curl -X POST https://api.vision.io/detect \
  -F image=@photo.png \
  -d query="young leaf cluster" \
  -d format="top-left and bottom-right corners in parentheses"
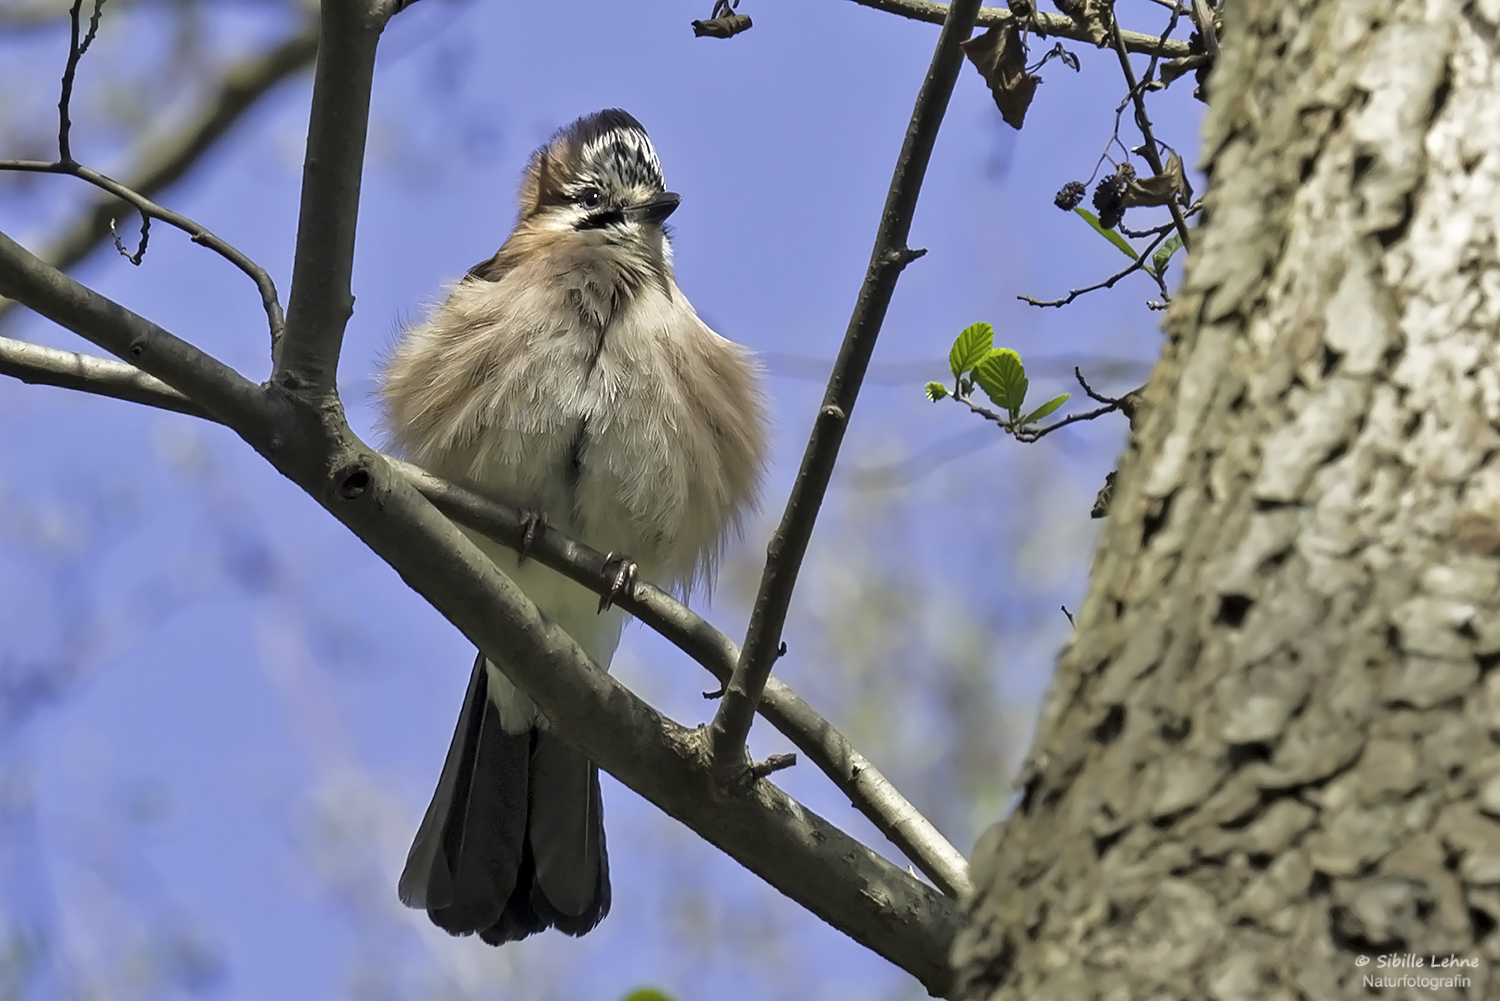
top-left (929, 322), bottom-right (1069, 431)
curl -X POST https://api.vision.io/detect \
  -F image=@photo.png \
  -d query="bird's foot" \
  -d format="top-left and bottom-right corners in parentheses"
top-left (518, 508), bottom-right (548, 564)
top-left (598, 553), bottom-right (638, 613)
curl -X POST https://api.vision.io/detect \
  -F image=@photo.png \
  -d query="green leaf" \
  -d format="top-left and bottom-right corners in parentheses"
top-left (1020, 393), bottom-right (1070, 425)
top-left (622, 991), bottom-right (678, 1001)
top-left (925, 381), bottom-right (949, 402)
top-left (1074, 207), bottom-right (1138, 261)
top-left (1151, 234), bottom-right (1184, 276)
top-left (972, 348), bottom-right (1028, 417)
top-left (948, 322), bottom-right (994, 378)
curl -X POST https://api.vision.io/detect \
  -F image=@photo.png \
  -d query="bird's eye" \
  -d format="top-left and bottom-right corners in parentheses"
top-left (578, 188), bottom-right (602, 209)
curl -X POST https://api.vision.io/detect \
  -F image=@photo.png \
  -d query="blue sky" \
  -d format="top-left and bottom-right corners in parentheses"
top-left (0, 1), bottom-right (1200, 998)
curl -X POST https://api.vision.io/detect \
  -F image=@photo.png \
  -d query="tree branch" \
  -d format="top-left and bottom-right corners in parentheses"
top-left (846, 0), bottom-right (1194, 57)
top-left (341, 456), bottom-right (964, 995)
top-left (0, 232), bottom-right (962, 994)
top-left (0, 333), bottom-right (207, 417)
top-left (0, 21), bottom-right (318, 331)
top-left (1107, 14), bottom-right (1192, 248)
top-left (394, 459), bottom-right (975, 900)
top-left (0, 159), bottom-right (287, 342)
top-left (0, 331), bottom-right (974, 901)
top-left (274, 0), bottom-right (385, 394)
top-left (1018, 226), bottom-right (1173, 307)
top-left (0, 229), bottom-right (262, 426)
top-left (711, 0), bottom-right (985, 769)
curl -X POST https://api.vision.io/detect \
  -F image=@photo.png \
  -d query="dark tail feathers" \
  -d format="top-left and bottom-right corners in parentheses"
top-left (398, 653), bottom-right (610, 943)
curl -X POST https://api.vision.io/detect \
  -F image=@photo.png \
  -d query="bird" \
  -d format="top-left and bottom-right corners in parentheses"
top-left (378, 108), bottom-right (767, 944)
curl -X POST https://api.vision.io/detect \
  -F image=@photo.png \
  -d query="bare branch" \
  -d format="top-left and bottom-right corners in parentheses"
top-left (275, 0), bottom-right (386, 394)
top-left (1019, 226), bottom-right (1173, 306)
top-left (57, 0), bottom-right (107, 163)
top-left (108, 212), bottom-right (150, 265)
top-left (0, 22), bottom-right (317, 332)
top-left (711, 0), bottom-right (986, 770)
top-left (0, 330), bottom-right (974, 901)
top-left (342, 461), bottom-right (964, 994)
top-left (0, 333), bottom-right (206, 417)
top-left (846, 0), bottom-right (1194, 57)
top-left (0, 228), bottom-right (263, 425)
top-left (397, 460), bottom-right (975, 899)
top-left (1107, 13), bottom-right (1192, 248)
top-left (0, 159), bottom-right (286, 341)
top-left (0, 235), bottom-right (962, 991)
top-left (948, 365), bottom-right (1143, 442)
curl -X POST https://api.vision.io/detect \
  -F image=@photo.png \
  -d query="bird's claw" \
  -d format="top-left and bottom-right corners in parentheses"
top-left (598, 553), bottom-right (638, 612)
top-left (518, 508), bottom-right (548, 564)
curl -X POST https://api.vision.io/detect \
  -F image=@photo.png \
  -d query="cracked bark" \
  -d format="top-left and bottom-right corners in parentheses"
top-left (956, 0), bottom-right (1500, 997)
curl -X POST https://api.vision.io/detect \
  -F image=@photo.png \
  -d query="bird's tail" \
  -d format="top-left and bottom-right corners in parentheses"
top-left (398, 653), bottom-right (610, 943)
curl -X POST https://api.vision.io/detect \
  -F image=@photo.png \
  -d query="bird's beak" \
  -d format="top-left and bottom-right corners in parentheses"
top-left (624, 191), bottom-right (680, 225)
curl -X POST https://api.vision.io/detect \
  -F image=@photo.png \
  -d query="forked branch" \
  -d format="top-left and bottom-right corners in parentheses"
top-left (0, 230), bottom-right (960, 992)
top-left (710, 0), bottom-right (985, 778)
top-left (0, 331), bottom-right (973, 900)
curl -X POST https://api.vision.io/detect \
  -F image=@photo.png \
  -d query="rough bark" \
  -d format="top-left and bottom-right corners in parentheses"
top-left (955, 0), bottom-right (1500, 997)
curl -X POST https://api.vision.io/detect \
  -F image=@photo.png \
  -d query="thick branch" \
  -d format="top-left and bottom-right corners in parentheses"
top-left (275, 0), bottom-right (385, 393)
top-left (0, 236), bottom-right (961, 992)
top-left (340, 459), bottom-right (962, 994)
top-left (0, 334), bottom-right (207, 417)
top-left (0, 332), bottom-right (973, 900)
top-left (711, 0), bottom-right (984, 767)
top-left (0, 228), bottom-right (262, 426)
top-left (847, 0), bottom-right (1194, 57)
top-left (396, 460), bottom-right (975, 900)
top-left (0, 22), bottom-right (317, 331)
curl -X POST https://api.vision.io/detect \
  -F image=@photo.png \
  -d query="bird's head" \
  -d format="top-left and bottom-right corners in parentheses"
top-left (516, 109), bottom-right (679, 260)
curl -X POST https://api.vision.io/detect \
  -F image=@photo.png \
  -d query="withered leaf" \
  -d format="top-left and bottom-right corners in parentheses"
top-left (1122, 151), bottom-right (1193, 208)
top-left (961, 24), bottom-right (1040, 130)
top-left (691, 13), bottom-right (752, 38)
top-left (1161, 53), bottom-right (1212, 87)
top-left (1051, 0), bottom-right (1111, 46)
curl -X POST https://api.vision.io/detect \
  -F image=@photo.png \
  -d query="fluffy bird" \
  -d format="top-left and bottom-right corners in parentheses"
top-left (379, 109), bottom-right (767, 943)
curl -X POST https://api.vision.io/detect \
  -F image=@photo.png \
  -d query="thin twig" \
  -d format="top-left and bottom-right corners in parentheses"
top-left (953, 389), bottom-right (1123, 441)
top-left (1140, 0), bottom-right (1183, 88)
top-left (1107, 5), bottom-right (1192, 248)
top-left (0, 159), bottom-right (285, 341)
top-left (947, 366), bottom-right (1134, 441)
top-left (709, 0), bottom-right (986, 773)
top-left (57, 0), bottom-right (106, 163)
top-left (0, 21), bottom-right (316, 337)
top-left (0, 332), bottom-right (975, 900)
top-left (845, 0), bottom-right (1193, 56)
top-left (1020, 227), bottom-right (1172, 307)
top-left (108, 212), bottom-right (150, 265)
top-left (1117, 219), bottom-right (1177, 239)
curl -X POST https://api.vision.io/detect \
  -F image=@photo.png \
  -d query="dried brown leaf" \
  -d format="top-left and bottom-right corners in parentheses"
top-left (691, 13), bottom-right (752, 38)
top-left (961, 24), bottom-right (1039, 130)
top-left (1122, 151), bottom-right (1192, 208)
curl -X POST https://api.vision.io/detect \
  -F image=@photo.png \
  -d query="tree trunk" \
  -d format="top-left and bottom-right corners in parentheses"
top-left (955, 0), bottom-right (1500, 997)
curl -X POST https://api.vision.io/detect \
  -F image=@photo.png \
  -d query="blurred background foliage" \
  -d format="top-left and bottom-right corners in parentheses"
top-left (0, 0), bottom-right (1195, 998)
